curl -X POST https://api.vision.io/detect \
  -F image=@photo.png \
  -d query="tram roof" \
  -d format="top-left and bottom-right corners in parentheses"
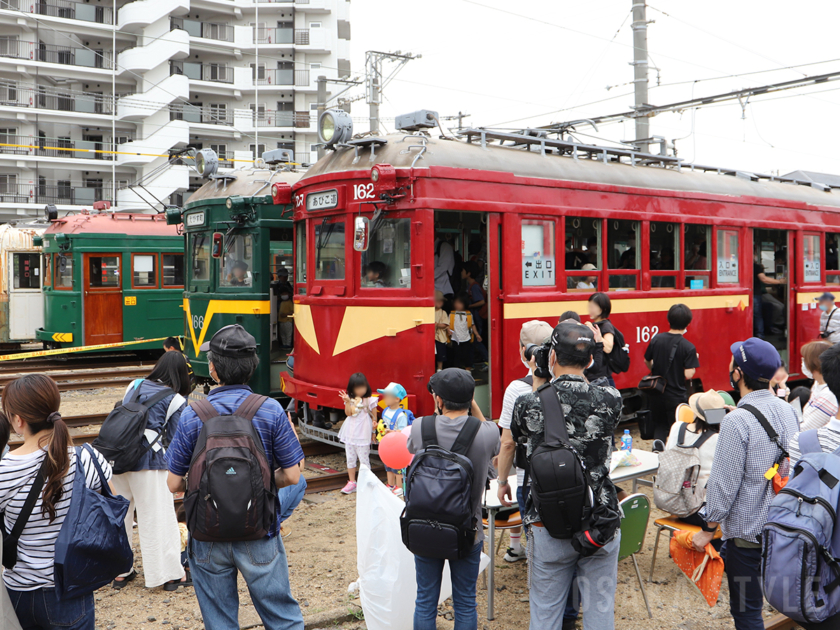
top-left (43, 211), bottom-right (179, 236)
top-left (303, 132), bottom-right (840, 211)
top-left (186, 168), bottom-right (304, 206)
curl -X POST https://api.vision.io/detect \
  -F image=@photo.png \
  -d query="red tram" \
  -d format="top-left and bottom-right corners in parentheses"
top-left (282, 123), bottom-right (838, 429)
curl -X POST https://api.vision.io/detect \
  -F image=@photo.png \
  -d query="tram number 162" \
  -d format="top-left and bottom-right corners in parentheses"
top-left (353, 183), bottom-right (376, 200)
top-left (635, 326), bottom-right (659, 343)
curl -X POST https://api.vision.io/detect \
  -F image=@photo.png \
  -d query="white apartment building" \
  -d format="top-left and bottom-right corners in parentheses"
top-left (0, 0), bottom-right (351, 221)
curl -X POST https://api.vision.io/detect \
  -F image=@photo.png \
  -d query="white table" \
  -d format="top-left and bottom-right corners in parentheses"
top-left (481, 449), bottom-right (660, 620)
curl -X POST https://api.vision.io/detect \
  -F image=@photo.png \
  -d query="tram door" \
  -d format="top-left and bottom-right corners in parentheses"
top-left (753, 229), bottom-right (790, 365)
top-left (8, 252), bottom-right (43, 340)
top-left (83, 253), bottom-right (123, 345)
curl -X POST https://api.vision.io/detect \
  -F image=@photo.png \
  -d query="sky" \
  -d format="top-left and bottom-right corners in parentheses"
top-left (346, 0), bottom-right (840, 177)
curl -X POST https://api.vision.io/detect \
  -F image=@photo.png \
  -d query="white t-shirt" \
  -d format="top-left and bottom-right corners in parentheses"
top-left (450, 312), bottom-right (472, 344)
top-left (664, 422), bottom-right (718, 490)
top-left (338, 397), bottom-right (378, 446)
top-left (0, 446), bottom-right (112, 590)
top-left (434, 240), bottom-right (455, 295)
top-left (499, 373), bottom-right (533, 488)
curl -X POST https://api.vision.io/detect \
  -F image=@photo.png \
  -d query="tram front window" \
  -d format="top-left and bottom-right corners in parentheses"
top-left (191, 233), bottom-right (210, 282)
top-left (55, 254), bottom-right (73, 288)
top-left (314, 218), bottom-right (345, 280)
top-left (361, 218), bottom-right (411, 288)
top-left (220, 234), bottom-right (254, 288)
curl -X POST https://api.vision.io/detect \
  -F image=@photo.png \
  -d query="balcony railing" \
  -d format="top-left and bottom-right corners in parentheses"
top-left (254, 69), bottom-right (309, 87)
top-left (0, 183), bottom-right (112, 205)
top-left (169, 105), bottom-right (233, 126)
top-left (0, 39), bottom-right (114, 69)
top-left (295, 29), bottom-right (309, 45)
top-left (0, 0), bottom-right (113, 24)
top-left (254, 28), bottom-right (293, 45)
top-left (0, 134), bottom-right (122, 160)
top-left (0, 81), bottom-right (117, 115)
top-left (294, 111), bottom-right (310, 129)
top-left (171, 18), bottom-right (234, 43)
top-left (170, 61), bottom-right (234, 84)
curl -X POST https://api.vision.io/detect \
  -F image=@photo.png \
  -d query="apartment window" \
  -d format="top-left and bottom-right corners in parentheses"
top-left (0, 174), bottom-right (16, 192)
top-left (210, 143), bottom-right (227, 160)
top-left (250, 22), bottom-right (266, 42)
top-left (309, 22), bottom-right (321, 28)
top-left (250, 103), bottom-right (266, 124)
top-left (249, 144), bottom-right (265, 159)
top-left (337, 20), bottom-right (351, 41)
top-left (208, 103), bottom-right (226, 124)
top-left (310, 63), bottom-right (321, 70)
top-left (250, 64), bottom-right (265, 81)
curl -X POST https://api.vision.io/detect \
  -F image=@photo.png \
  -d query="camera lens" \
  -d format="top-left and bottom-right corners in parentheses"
top-left (523, 344), bottom-right (537, 361)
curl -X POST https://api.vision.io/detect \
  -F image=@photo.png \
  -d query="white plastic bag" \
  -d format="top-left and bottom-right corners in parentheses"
top-left (355, 466), bottom-right (489, 630)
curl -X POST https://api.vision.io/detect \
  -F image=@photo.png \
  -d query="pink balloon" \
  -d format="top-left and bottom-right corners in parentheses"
top-left (401, 425), bottom-right (412, 437)
top-left (378, 431), bottom-right (412, 470)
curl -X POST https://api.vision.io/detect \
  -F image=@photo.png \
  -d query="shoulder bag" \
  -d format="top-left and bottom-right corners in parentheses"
top-left (638, 336), bottom-right (682, 394)
top-left (1, 456), bottom-right (49, 570)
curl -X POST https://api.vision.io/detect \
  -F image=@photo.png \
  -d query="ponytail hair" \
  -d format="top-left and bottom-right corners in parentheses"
top-left (3, 374), bottom-right (70, 521)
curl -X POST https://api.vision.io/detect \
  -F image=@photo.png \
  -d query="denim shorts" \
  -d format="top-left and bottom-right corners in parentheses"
top-left (385, 466), bottom-right (403, 474)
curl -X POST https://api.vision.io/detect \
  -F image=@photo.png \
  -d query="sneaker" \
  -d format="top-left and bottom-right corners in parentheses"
top-left (392, 486), bottom-right (404, 497)
top-left (341, 481), bottom-right (357, 494)
top-left (503, 547), bottom-right (526, 563)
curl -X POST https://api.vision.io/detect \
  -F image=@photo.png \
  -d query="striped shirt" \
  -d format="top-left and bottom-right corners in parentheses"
top-left (788, 417), bottom-right (840, 463)
top-left (701, 389), bottom-right (799, 542)
top-left (800, 382), bottom-right (839, 433)
top-left (0, 446), bottom-right (111, 590)
top-left (166, 384), bottom-right (305, 538)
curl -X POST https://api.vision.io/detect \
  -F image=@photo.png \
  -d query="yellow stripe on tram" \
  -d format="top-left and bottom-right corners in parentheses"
top-left (503, 294), bottom-right (751, 320)
top-left (184, 299), bottom-right (271, 355)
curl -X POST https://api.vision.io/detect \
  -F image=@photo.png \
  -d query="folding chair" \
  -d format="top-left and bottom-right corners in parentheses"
top-left (482, 510), bottom-right (523, 556)
top-left (619, 493), bottom-right (652, 618)
top-left (648, 517), bottom-right (722, 582)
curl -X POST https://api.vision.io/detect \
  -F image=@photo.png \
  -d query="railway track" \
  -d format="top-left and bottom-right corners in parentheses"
top-left (0, 367), bottom-right (150, 390)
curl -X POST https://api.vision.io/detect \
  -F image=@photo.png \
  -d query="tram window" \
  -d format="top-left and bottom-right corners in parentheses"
top-left (803, 234), bottom-right (822, 284)
top-left (133, 255), bottom-right (157, 288)
top-left (361, 218), bottom-right (411, 288)
top-left (43, 255), bottom-right (51, 288)
top-left (650, 222), bottom-right (677, 289)
top-left (314, 218), bottom-right (345, 280)
top-left (12, 253), bottom-right (40, 289)
top-left (220, 234), bottom-right (254, 288)
top-left (88, 256), bottom-right (120, 288)
top-left (162, 254), bottom-right (184, 287)
top-left (565, 217), bottom-right (599, 270)
top-left (55, 254), bottom-right (72, 289)
top-left (296, 222), bottom-right (307, 285)
top-left (191, 233), bottom-right (210, 283)
top-left (716, 229), bottom-right (740, 284)
top-left (608, 220), bottom-right (639, 269)
top-left (521, 220), bottom-right (555, 287)
top-left (685, 224), bottom-right (710, 271)
top-left (827, 233), bottom-right (840, 285)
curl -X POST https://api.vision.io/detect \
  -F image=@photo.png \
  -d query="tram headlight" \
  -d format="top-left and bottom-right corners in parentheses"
top-left (371, 164), bottom-right (396, 191)
top-left (195, 148), bottom-right (219, 179)
top-left (165, 207), bottom-right (182, 226)
top-left (317, 109), bottom-right (353, 147)
top-left (271, 182), bottom-right (292, 205)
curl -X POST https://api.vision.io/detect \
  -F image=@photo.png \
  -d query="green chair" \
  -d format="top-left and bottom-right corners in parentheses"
top-left (619, 493), bottom-right (653, 618)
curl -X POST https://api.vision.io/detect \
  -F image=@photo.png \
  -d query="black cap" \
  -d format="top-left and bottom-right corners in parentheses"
top-left (550, 321), bottom-right (595, 362)
top-left (200, 324), bottom-right (257, 358)
top-left (428, 368), bottom-right (475, 404)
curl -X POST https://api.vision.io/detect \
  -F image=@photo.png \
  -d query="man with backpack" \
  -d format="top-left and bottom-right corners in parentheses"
top-left (692, 338), bottom-right (798, 630)
top-left (404, 368), bottom-right (500, 630)
top-left (166, 325), bottom-right (305, 630)
top-left (510, 321), bottom-right (623, 630)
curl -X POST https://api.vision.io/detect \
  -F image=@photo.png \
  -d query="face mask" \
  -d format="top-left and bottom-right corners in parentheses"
top-left (802, 360), bottom-right (814, 380)
top-left (280, 295), bottom-right (290, 301)
top-left (820, 304), bottom-right (829, 312)
top-left (729, 368), bottom-right (740, 390)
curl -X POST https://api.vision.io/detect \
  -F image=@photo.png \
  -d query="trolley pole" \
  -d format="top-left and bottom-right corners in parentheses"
top-left (631, 0), bottom-right (650, 153)
top-left (317, 75), bottom-right (327, 159)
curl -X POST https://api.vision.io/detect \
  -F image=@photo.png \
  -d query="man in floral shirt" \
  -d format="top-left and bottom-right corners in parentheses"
top-left (511, 321), bottom-right (622, 630)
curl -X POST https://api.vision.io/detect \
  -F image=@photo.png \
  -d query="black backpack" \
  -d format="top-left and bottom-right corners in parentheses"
top-left (93, 381), bottom-right (175, 475)
top-left (513, 376), bottom-right (533, 473)
top-left (604, 321), bottom-right (631, 374)
top-left (184, 394), bottom-right (276, 542)
top-left (528, 385), bottom-right (592, 539)
top-left (400, 416), bottom-right (481, 560)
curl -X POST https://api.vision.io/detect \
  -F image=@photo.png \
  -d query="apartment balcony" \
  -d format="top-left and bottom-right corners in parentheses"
top-left (251, 111), bottom-right (308, 128)
top-left (118, 0), bottom-right (189, 34)
top-left (0, 81), bottom-right (117, 115)
top-left (254, 0), bottom-right (331, 9)
top-left (0, 183), bottom-right (112, 205)
top-left (170, 61), bottom-right (234, 85)
top-left (171, 18), bottom-right (234, 43)
top-left (0, 39), bottom-right (115, 70)
top-left (254, 27), bottom-right (293, 45)
top-left (169, 104), bottom-right (233, 126)
top-left (3, 0), bottom-right (114, 24)
top-left (0, 134), bottom-right (127, 161)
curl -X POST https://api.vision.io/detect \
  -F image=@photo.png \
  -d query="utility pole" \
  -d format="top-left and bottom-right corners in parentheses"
top-left (631, 0), bottom-right (650, 153)
top-left (443, 111), bottom-right (471, 131)
top-left (316, 75), bottom-right (327, 159)
top-left (365, 50), bottom-right (420, 134)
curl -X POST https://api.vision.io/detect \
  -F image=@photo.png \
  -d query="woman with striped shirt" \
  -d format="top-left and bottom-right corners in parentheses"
top-left (0, 374), bottom-right (112, 630)
top-left (799, 341), bottom-right (839, 432)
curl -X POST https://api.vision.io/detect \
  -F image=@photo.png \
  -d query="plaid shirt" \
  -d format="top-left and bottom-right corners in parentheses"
top-left (701, 389), bottom-right (799, 542)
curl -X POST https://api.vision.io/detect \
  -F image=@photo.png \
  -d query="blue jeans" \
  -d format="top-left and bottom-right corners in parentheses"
top-left (8, 588), bottom-right (94, 630)
top-left (753, 295), bottom-right (765, 337)
top-left (189, 535), bottom-right (303, 630)
top-left (721, 540), bottom-right (765, 630)
top-left (414, 542), bottom-right (482, 630)
top-left (278, 475), bottom-right (307, 523)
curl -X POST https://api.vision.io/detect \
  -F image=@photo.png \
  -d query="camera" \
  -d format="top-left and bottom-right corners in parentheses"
top-left (524, 343), bottom-right (552, 379)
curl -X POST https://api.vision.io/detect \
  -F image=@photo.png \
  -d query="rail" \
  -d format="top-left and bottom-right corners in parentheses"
top-left (170, 104), bottom-right (234, 126)
top-left (0, 0), bottom-right (113, 24)
top-left (171, 18), bottom-right (234, 43)
top-left (0, 81), bottom-right (119, 115)
top-left (0, 40), bottom-right (114, 69)
top-left (169, 61), bottom-right (234, 84)
top-left (0, 183), bottom-right (113, 205)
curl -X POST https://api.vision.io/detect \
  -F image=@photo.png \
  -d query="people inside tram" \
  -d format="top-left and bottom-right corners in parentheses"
top-left (434, 232), bottom-right (456, 303)
top-left (277, 286), bottom-right (294, 349)
top-left (576, 263), bottom-right (598, 290)
top-left (275, 268), bottom-right (293, 295)
top-left (753, 258), bottom-right (785, 338)
top-left (686, 240), bottom-right (708, 270)
top-left (828, 234), bottom-right (839, 271)
top-left (364, 261), bottom-right (389, 288)
top-left (229, 261), bottom-right (251, 287)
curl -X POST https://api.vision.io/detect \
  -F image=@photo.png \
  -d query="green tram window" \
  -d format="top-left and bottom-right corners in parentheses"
top-left (361, 218), bottom-right (411, 288)
top-left (191, 233), bottom-right (210, 282)
top-left (163, 253), bottom-right (185, 287)
top-left (220, 234), bottom-right (254, 288)
top-left (133, 254), bottom-right (157, 288)
top-left (55, 254), bottom-right (73, 289)
top-left (89, 256), bottom-right (120, 288)
top-left (314, 218), bottom-right (345, 280)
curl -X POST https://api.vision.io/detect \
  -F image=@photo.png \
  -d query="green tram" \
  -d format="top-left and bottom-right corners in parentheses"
top-left (167, 153), bottom-right (302, 396)
top-left (36, 210), bottom-right (184, 351)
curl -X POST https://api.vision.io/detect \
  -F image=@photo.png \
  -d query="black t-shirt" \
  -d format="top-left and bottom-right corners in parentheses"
top-left (754, 263), bottom-right (766, 295)
top-left (643, 332), bottom-right (699, 400)
top-left (586, 320), bottom-right (617, 382)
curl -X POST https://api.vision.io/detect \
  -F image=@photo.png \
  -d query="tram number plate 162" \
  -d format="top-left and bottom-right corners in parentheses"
top-left (635, 326), bottom-right (659, 343)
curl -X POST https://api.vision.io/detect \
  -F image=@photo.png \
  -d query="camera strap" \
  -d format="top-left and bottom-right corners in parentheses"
top-left (825, 307), bottom-right (837, 335)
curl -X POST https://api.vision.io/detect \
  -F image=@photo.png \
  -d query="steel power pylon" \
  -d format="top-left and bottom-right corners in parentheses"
top-left (366, 50), bottom-right (421, 134)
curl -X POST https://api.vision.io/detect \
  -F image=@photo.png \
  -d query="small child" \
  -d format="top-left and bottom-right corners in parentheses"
top-left (338, 372), bottom-right (378, 494)
top-left (376, 382), bottom-right (410, 496)
top-left (277, 287), bottom-right (294, 348)
top-left (449, 293), bottom-right (481, 372)
top-left (434, 290), bottom-right (449, 372)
